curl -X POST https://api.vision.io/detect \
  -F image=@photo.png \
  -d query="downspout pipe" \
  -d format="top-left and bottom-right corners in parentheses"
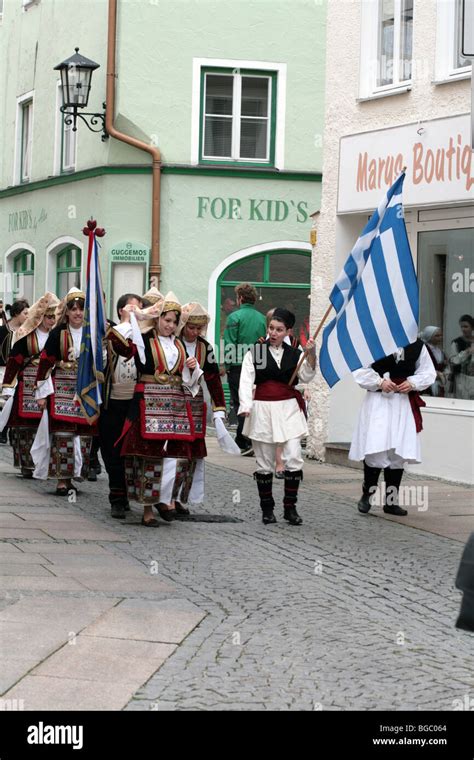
top-left (106, 0), bottom-right (162, 289)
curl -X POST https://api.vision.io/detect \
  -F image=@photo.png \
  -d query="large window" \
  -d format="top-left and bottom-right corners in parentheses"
top-left (216, 251), bottom-right (311, 352)
top-left (13, 251), bottom-right (34, 303)
top-left (200, 69), bottom-right (276, 165)
top-left (418, 226), bottom-right (474, 401)
top-left (435, 0), bottom-right (472, 82)
top-left (20, 100), bottom-right (33, 183)
top-left (56, 246), bottom-right (81, 298)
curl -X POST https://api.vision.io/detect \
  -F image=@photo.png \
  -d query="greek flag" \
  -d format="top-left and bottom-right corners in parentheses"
top-left (320, 172), bottom-right (419, 388)
top-left (76, 233), bottom-right (106, 422)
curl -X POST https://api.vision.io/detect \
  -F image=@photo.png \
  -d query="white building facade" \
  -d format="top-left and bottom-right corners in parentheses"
top-left (308, 0), bottom-right (473, 484)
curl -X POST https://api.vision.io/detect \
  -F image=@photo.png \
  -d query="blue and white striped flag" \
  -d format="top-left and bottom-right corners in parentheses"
top-left (76, 230), bottom-right (107, 423)
top-left (320, 172), bottom-right (419, 388)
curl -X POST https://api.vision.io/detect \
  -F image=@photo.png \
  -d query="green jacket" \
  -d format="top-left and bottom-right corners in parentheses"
top-left (223, 303), bottom-right (267, 368)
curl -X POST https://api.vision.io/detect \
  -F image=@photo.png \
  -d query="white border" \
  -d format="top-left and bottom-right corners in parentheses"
top-left (191, 57), bottom-right (287, 169)
top-left (13, 91), bottom-right (34, 186)
top-left (45, 236), bottom-right (84, 295)
top-left (3, 242), bottom-right (36, 302)
top-left (207, 240), bottom-right (311, 348)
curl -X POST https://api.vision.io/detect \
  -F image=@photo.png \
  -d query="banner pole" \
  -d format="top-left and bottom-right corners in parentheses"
top-left (288, 302), bottom-right (333, 386)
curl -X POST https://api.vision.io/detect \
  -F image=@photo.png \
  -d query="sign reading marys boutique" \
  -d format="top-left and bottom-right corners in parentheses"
top-left (338, 114), bottom-right (473, 213)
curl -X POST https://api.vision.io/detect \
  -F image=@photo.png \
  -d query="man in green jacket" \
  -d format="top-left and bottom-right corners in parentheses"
top-left (223, 283), bottom-right (266, 454)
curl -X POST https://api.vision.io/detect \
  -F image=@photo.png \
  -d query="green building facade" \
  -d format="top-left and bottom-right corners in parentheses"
top-left (0, 0), bottom-right (326, 356)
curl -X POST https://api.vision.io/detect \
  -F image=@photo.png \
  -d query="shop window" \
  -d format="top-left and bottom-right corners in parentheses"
top-left (56, 246), bottom-right (81, 298)
top-left (359, 0), bottom-right (413, 98)
top-left (216, 251), bottom-right (311, 352)
top-left (200, 68), bottom-right (277, 165)
top-left (13, 250), bottom-right (34, 303)
top-left (418, 227), bottom-right (474, 401)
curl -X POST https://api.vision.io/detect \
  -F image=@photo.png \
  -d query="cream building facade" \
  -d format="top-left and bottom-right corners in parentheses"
top-left (307, 0), bottom-right (473, 484)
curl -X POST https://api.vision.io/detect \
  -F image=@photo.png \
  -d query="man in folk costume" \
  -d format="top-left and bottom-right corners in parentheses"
top-left (175, 302), bottom-right (228, 515)
top-left (0, 293), bottom-right (59, 477)
top-left (100, 292), bottom-right (143, 519)
top-left (33, 287), bottom-right (96, 495)
top-left (107, 291), bottom-right (201, 526)
top-left (239, 308), bottom-right (317, 525)
top-left (349, 339), bottom-right (436, 516)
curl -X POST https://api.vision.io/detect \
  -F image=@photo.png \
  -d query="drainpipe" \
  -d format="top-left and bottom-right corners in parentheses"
top-left (106, 0), bottom-right (161, 289)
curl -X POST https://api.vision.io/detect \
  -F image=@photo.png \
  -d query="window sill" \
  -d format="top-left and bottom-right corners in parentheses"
top-left (199, 160), bottom-right (275, 169)
top-left (433, 70), bottom-right (472, 85)
top-left (357, 84), bottom-right (412, 102)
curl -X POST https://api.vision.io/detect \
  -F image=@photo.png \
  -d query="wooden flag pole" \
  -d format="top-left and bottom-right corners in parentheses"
top-left (288, 302), bottom-right (333, 386)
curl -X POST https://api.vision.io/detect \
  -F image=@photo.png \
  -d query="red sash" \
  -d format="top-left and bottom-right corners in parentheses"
top-left (254, 380), bottom-right (307, 418)
top-left (392, 377), bottom-right (426, 433)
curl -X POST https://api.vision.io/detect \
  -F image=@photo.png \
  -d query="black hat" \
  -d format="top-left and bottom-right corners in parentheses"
top-left (272, 307), bottom-right (295, 329)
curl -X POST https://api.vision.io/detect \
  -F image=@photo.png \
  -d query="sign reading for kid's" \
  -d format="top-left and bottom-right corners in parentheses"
top-left (338, 114), bottom-right (473, 213)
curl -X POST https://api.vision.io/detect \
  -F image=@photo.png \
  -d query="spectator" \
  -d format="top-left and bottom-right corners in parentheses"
top-left (449, 315), bottom-right (474, 400)
top-left (223, 283), bottom-right (266, 454)
top-left (419, 326), bottom-right (448, 397)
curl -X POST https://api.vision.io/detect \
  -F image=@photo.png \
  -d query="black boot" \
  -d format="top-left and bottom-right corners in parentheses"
top-left (283, 470), bottom-right (303, 525)
top-left (383, 468), bottom-right (407, 516)
top-left (358, 462), bottom-right (382, 513)
top-left (109, 488), bottom-right (127, 519)
top-left (254, 472), bottom-right (276, 524)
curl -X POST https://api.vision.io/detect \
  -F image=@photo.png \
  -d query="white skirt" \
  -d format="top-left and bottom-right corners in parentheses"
top-left (243, 398), bottom-right (308, 444)
top-left (349, 391), bottom-right (421, 464)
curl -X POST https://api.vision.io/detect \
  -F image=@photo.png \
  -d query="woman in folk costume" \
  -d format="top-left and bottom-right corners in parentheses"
top-left (349, 339), bottom-right (436, 516)
top-left (419, 326), bottom-right (448, 397)
top-left (0, 293), bottom-right (59, 476)
top-left (108, 291), bottom-right (201, 527)
top-left (0, 299), bottom-right (30, 445)
top-left (33, 287), bottom-right (96, 495)
top-left (174, 302), bottom-right (228, 515)
top-left (239, 308), bottom-right (317, 526)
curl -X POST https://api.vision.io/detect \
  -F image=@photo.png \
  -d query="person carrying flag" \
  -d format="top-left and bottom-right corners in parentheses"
top-left (33, 288), bottom-right (97, 494)
top-left (318, 171), bottom-right (436, 517)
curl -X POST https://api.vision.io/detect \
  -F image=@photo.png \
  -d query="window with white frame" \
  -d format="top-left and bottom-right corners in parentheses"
top-left (435, 0), bottom-right (472, 82)
top-left (359, 0), bottom-right (413, 98)
top-left (200, 69), bottom-right (276, 164)
top-left (20, 99), bottom-right (33, 183)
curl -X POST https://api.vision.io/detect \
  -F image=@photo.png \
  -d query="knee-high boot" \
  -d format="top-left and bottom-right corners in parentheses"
top-left (383, 468), bottom-right (407, 516)
top-left (358, 461), bottom-right (382, 513)
top-left (254, 472), bottom-right (276, 524)
top-left (283, 469), bottom-right (303, 525)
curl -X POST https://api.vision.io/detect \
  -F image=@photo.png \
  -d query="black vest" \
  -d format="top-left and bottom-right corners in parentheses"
top-left (250, 340), bottom-right (301, 386)
top-left (372, 339), bottom-right (424, 378)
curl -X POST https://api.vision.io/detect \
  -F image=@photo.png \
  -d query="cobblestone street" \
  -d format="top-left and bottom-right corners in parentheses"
top-left (0, 440), bottom-right (472, 712)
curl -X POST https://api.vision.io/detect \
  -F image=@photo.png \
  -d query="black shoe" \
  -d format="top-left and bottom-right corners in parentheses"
top-left (262, 511), bottom-right (277, 525)
top-left (383, 504), bottom-right (408, 516)
top-left (87, 468), bottom-right (97, 482)
top-left (284, 507), bottom-right (303, 525)
top-left (0, 431), bottom-right (7, 444)
top-left (111, 504), bottom-right (126, 519)
top-left (95, 463), bottom-right (102, 475)
top-left (21, 468), bottom-right (33, 479)
top-left (124, 502), bottom-right (131, 512)
top-left (154, 503), bottom-right (176, 522)
top-left (357, 494), bottom-right (372, 513)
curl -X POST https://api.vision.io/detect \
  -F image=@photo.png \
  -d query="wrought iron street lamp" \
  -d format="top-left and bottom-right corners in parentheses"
top-left (54, 48), bottom-right (108, 141)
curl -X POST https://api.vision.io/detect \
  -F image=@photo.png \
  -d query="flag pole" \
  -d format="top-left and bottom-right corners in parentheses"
top-left (288, 302), bottom-right (333, 386)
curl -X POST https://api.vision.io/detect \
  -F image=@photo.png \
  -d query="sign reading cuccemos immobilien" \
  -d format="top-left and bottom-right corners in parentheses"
top-left (109, 241), bottom-right (150, 262)
top-left (338, 114), bottom-right (473, 213)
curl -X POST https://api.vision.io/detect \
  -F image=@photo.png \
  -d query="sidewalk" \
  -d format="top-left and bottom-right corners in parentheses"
top-left (206, 437), bottom-right (474, 544)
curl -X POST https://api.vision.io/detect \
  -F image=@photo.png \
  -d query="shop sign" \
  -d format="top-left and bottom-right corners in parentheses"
top-left (338, 114), bottom-right (473, 212)
top-left (196, 196), bottom-right (309, 223)
top-left (109, 241), bottom-right (149, 262)
top-left (8, 208), bottom-right (47, 233)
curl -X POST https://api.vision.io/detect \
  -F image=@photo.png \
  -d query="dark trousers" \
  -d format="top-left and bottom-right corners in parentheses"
top-left (227, 365), bottom-right (251, 450)
top-left (99, 399), bottom-right (130, 506)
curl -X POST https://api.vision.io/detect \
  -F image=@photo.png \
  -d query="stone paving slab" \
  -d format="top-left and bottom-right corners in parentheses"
top-left (0, 576), bottom-right (87, 592)
top-left (32, 635), bottom-right (177, 685)
top-left (2, 675), bottom-right (138, 711)
top-left (82, 598), bottom-right (206, 644)
top-left (12, 542), bottom-right (113, 555)
top-left (0, 563), bottom-right (54, 577)
top-left (38, 526), bottom-right (129, 542)
top-left (0, 528), bottom-right (51, 540)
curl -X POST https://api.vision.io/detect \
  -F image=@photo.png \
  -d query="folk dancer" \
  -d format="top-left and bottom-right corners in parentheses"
top-left (239, 308), bottom-right (317, 525)
top-left (0, 299), bottom-right (29, 444)
top-left (0, 293), bottom-right (59, 476)
top-left (175, 302), bottom-right (228, 515)
top-left (107, 292), bottom-right (201, 527)
top-left (349, 339), bottom-right (436, 516)
top-left (100, 293), bottom-right (143, 518)
top-left (33, 288), bottom-right (97, 495)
